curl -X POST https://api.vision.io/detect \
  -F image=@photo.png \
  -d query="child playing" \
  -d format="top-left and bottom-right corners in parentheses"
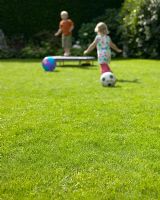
top-left (55, 11), bottom-right (74, 56)
top-left (84, 22), bottom-right (122, 74)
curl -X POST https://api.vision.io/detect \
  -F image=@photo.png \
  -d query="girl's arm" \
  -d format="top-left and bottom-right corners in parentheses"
top-left (84, 41), bottom-right (96, 55)
top-left (110, 41), bottom-right (122, 53)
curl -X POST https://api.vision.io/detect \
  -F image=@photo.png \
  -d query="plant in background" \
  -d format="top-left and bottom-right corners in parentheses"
top-left (0, 33), bottom-right (25, 58)
top-left (20, 41), bottom-right (58, 58)
top-left (120, 0), bottom-right (160, 58)
top-left (120, 0), bottom-right (144, 57)
top-left (0, 30), bottom-right (61, 59)
top-left (78, 23), bottom-right (96, 49)
top-left (136, 0), bottom-right (160, 58)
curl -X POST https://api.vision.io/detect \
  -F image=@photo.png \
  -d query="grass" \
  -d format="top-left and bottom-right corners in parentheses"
top-left (1, 59), bottom-right (160, 200)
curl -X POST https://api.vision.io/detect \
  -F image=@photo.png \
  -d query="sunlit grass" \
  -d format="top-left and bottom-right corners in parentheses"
top-left (1, 59), bottom-right (160, 199)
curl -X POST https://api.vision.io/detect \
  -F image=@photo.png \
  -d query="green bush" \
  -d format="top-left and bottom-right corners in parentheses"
top-left (120, 0), bottom-right (160, 58)
top-left (0, 34), bottom-right (25, 58)
top-left (20, 31), bottom-right (60, 58)
top-left (78, 22), bottom-right (96, 48)
top-left (0, 49), bottom-right (16, 59)
top-left (0, 31), bottom-right (61, 59)
top-left (136, 0), bottom-right (160, 58)
top-left (1, 0), bottom-right (124, 39)
top-left (20, 42), bottom-right (59, 59)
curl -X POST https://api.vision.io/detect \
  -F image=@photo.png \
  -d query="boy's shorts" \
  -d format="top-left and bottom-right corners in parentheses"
top-left (62, 35), bottom-right (72, 49)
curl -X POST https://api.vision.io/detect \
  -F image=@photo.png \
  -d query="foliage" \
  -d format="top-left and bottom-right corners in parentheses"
top-left (0, 0), bottom-right (124, 39)
top-left (20, 43), bottom-right (52, 59)
top-left (0, 35), bottom-right (25, 58)
top-left (0, 49), bottom-right (16, 59)
top-left (0, 31), bottom-right (61, 58)
top-left (136, 0), bottom-right (160, 58)
top-left (1, 59), bottom-right (160, 199)
top-left (20, 31), bottom-right (60, 58)
top-left (120, 0), bottom-right (160, 58)
top-left (55, 47), bottom-right (86, 57)
top-left (78, 22), bottom-right (96, 48)
top-left (1, 0), bottom-right (160, 59)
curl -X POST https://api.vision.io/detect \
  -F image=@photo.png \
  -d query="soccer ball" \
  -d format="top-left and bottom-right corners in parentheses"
top-left (42, 56), bottom-right (56, 71)
top-left (100, 72), bottom-right (116, 87)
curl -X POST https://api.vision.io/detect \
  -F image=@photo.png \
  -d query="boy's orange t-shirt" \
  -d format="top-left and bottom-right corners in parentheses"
top-left (59, 19), bottom-right (74, 36)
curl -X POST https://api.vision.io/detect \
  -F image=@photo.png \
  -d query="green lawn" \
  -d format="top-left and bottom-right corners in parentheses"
top-left (1, 59), bottom-right (160, 200)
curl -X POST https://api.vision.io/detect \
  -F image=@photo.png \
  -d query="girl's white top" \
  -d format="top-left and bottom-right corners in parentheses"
top-left (95, 34), bottom-right (111, 64)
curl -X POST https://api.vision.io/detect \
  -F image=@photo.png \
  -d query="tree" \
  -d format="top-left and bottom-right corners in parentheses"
top-left (120, 0), bottom-right (160, 58)
top-left (0, 0), bottom-right (124, 39)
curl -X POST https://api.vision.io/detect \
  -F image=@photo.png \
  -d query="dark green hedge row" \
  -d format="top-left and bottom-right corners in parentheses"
top-left (120, 0), bottom-right (160, 58)
top-left (0, 0), bottom-right (124, 39)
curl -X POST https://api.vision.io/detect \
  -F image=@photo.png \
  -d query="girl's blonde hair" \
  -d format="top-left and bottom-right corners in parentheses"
top-left (94, 22), bottom-right (109, 34)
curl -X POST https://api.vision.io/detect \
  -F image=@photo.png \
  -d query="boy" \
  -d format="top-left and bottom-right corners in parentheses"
top-left (55, 11), bottom-right (74, 56)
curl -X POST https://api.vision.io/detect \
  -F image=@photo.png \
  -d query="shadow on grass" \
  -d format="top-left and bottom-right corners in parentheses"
top-left (117, 79), bottom-right (140, 83)
top-left (0, 59), bottom-right (97, 69)
top-left (112, 58), bottom-right (160, 62)
top-left (43, 70), bottom-right (60, 73)
top-left (57, 65), bottom-right (96, 69)
top-left (0, 59), bottom-right (41, 63)
top-left (102, 80), bottom-right (139, 89)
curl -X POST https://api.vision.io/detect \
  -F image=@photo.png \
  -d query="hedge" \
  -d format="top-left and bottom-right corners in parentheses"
top-left (0, 0), bottom-right (124, 39)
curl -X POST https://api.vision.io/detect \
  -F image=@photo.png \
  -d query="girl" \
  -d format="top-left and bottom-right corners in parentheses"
top-left (84, 22), bottom-right (122, 73)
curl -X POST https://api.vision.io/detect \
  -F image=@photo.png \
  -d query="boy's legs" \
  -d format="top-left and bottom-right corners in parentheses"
top-left (64, 48), bottom-right (70, 56)
top-left (100, 63), bottom-right (111, 74)
top-left (62, 35), bottom-right (72, 56)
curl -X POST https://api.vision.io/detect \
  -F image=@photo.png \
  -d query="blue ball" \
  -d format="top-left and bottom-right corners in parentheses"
top-left (42, 57), bottom-right (56, 71)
